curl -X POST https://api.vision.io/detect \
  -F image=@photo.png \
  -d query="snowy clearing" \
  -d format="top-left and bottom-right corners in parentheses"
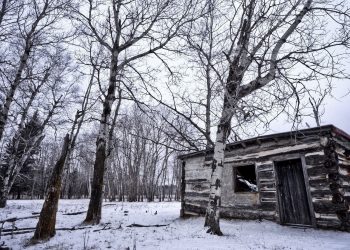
top-left (0, 200), bottom-right (349, 250)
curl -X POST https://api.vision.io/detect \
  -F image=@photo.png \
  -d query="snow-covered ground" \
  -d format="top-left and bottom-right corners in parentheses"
top-left (0, 200), bottom-right (349, 250)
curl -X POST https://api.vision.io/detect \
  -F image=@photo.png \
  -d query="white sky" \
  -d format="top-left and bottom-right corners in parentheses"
top-left (266, 79), bottom-right (350, 134)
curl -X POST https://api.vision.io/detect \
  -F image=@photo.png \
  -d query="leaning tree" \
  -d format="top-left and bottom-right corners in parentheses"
top-left (203, 0), bottom-right (350, 235)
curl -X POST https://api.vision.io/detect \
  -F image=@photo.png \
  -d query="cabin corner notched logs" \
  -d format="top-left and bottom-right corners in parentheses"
top-left (179, 125), bottom-right (350, 231)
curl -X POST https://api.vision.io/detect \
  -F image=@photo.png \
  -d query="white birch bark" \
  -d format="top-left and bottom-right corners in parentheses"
top-left (0, 1), bottom-right (49, 142)
top-left (205, 0), bottom-right (313, 235)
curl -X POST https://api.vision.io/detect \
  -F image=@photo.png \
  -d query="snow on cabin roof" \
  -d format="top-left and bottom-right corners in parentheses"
top-left (178, 124), bottom-right (350, 160)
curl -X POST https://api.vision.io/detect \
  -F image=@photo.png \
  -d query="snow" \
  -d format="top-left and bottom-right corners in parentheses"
top-left (1, 200), bottom-right (349, 250)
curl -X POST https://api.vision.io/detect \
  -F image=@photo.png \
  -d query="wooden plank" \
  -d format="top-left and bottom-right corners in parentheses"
top-left (184, 198), bottom-right (208, 207)
top-left (183, 203), bottom-right (206, 215)
top-left (260, 202), bottom-right (277, 211)
top-left (260, 198), bottom-right (277, 202)
top-left (309, 179), bottom-right (329, 188)
top-left (306, 166), bottom-right (327, 176)
top-left (259, 182), bottom-right (276, 191)
top-left (316, 219), bottom-right (342, 228)
top-left (310, 189), bottom-right (333, 198)
top-left (305, 154), bottom-right (325, 165)
top-left (313, 201), bottom-right (348, 213)
top-left (260, 191), bottom-right (276, 199)
top-left (256, 161), bottom-right (273, 166)
top-left (220, 207), bottom-right (276, 220)
top-left (225, 142), bottom-right (320, 163)
top-left (256, 163), bottom-right (273, 172)
top-left (185, 169), bottom-right (211, 180)
top-left (258, 171), bottom-right (274, 179)
top-left (305, 151), bottom-right (324, 157)
top-left (186, 178), bottom-right (209, 183)
top-left (185, 192), bottom-right (209, 198)
top-left (275, 159), bottom-right (313, 226)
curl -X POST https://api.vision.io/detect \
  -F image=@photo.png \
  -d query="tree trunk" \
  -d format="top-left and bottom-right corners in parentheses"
top-left (84, 136), bottom-right (107, 224)
top-left (0, 132), bottom-right (44, 208)
top-left (84, 60), bottom-right (118, 224)
top-left (0, 2), bottom-right (48, 142)
top-left (204, 96), bottom-right (233, 236)
top-left (32, 134), bottom-right (70, 241)
top-left (0, 186), bottom-right (9, 207)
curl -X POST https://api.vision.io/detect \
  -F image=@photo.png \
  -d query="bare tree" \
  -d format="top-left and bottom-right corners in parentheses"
top-left (0, 0), bottom-right (73, 143)
top-left (307, 85), bottom-right (332, 127)
top-left (31, 63), bottom-right (96, 240)
top-left (31, 134), bottom-right (70, 242)
top-left (73, 0), bottom-right (200, 224)
top-left (203, 0), bottom-right (350, 235)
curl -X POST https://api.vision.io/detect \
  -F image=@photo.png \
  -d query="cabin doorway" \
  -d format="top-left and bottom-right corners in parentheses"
top-left (275, 159), bottom-right (312, 226)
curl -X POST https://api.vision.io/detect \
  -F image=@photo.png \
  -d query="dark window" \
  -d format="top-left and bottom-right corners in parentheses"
top-left (234, 165), bottom-right (257, 192)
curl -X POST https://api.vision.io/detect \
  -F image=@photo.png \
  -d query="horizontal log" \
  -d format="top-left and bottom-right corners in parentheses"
top-left (338, 158), bottom-right (350, 166)
top-left (186, 183), bottom-right (210, 192)
top-left (185, 192), bottom-right (209, 198)
top-left (339, 168), bottom-right (350, 178)
top-left (186, 178), bottom-right (209, 184)
top-left (316, 219), bottom-right (342, 229)
top-left (1, 226), bottom-right (92, 237)
top-left (185, 188), bottom-right (210, 194)
top-left (258, 171), bottom-right (274, 179)
top-left (225, 143), bottom-right (321, 163)
top-left (126, 223), bottom-right (169, 228)
top-left (310, 189), bottom-right (333, 198)
top-left (259, 183), bottom-right (276, 191)
top-left (183, 203), bottom-right (206, 215)
top-left (305, 151), bottom-right (324, 157)
top-left (305, 155), bottom-right (325, 165)
top-left (185, 169), bottom-right (211, 179)
top-left (309, 179), bottom-right (329, 188)
top-left (313, 201), bottom-right (348, 214)
top-left (184, 199), bottom-right (208, 208)
top-left (260, 198), bottom-right (277, 202)
top-left (0, 215), bottom-right (39, 224)
top-left (256, 161), bottom-right (273, 166)
top-left (220, 207), bottom-right (275, 221)
top-left (260, 191), bottom-right (276, 199)
top-left (257, 164), bottom-right (273, 172)
top-left (307, 166), bottom-right (328, 177)
top-left (259, 202), bottom-right (277, 211)
top-left (259, 179), bottom-right (276, 184)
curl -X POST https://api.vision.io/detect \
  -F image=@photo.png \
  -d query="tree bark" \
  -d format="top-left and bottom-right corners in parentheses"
top-left (204, 0), bottom-right (313, 235)
top-left (32, 134), bottom-right (70, 241)
top-left (84, 51), bottom-right (119, 224)
top-left (204, 96), bottom-right (233, 235)
top-left (0, 1), bottom-right (49, 142)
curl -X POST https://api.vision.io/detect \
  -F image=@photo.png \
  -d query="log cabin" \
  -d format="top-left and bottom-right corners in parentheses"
top-left (178, 125), bottom-right (350, 231)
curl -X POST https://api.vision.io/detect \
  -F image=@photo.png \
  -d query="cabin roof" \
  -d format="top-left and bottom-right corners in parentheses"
top-left (178, 124), bottom-right (350, 160)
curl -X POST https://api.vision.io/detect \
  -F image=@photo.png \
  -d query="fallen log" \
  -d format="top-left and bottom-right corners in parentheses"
top-left (2, 230), bottom-right (34, 236)
top-left (1, 226), bottom-right (92, 237)
top-left (126, 223), bottom-right (169, 228)
top-left (1, 227), bottom-right (36, 233)
top-left (0, 215), bottom-right (39, 224)
top-left (63, 204), bottom-right (117, 216)
top-left (63, 211), bottom-right (86, 216)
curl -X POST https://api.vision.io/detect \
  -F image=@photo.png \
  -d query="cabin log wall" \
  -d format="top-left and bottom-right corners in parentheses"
top-left (333, 134), bottom-right (350, 231)
top-left (181, 127), bottom-right (350, 231)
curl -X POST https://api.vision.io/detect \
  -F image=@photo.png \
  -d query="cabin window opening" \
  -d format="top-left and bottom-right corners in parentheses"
top-left (234, 165), bottom-right (257, 192)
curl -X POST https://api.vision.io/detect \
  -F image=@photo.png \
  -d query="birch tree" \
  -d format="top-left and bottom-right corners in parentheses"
top-left (0, 0), bottom-right (73, 143)
top-left (204, 0), bottom-right (350, 235)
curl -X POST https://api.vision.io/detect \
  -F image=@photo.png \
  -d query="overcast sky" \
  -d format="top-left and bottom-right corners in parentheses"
top-left (266, 79), bottom-right (350, 135)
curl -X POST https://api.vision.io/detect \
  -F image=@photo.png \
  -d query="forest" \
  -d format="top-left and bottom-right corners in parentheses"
top-left (0, 0), bottom-right (350, 249)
